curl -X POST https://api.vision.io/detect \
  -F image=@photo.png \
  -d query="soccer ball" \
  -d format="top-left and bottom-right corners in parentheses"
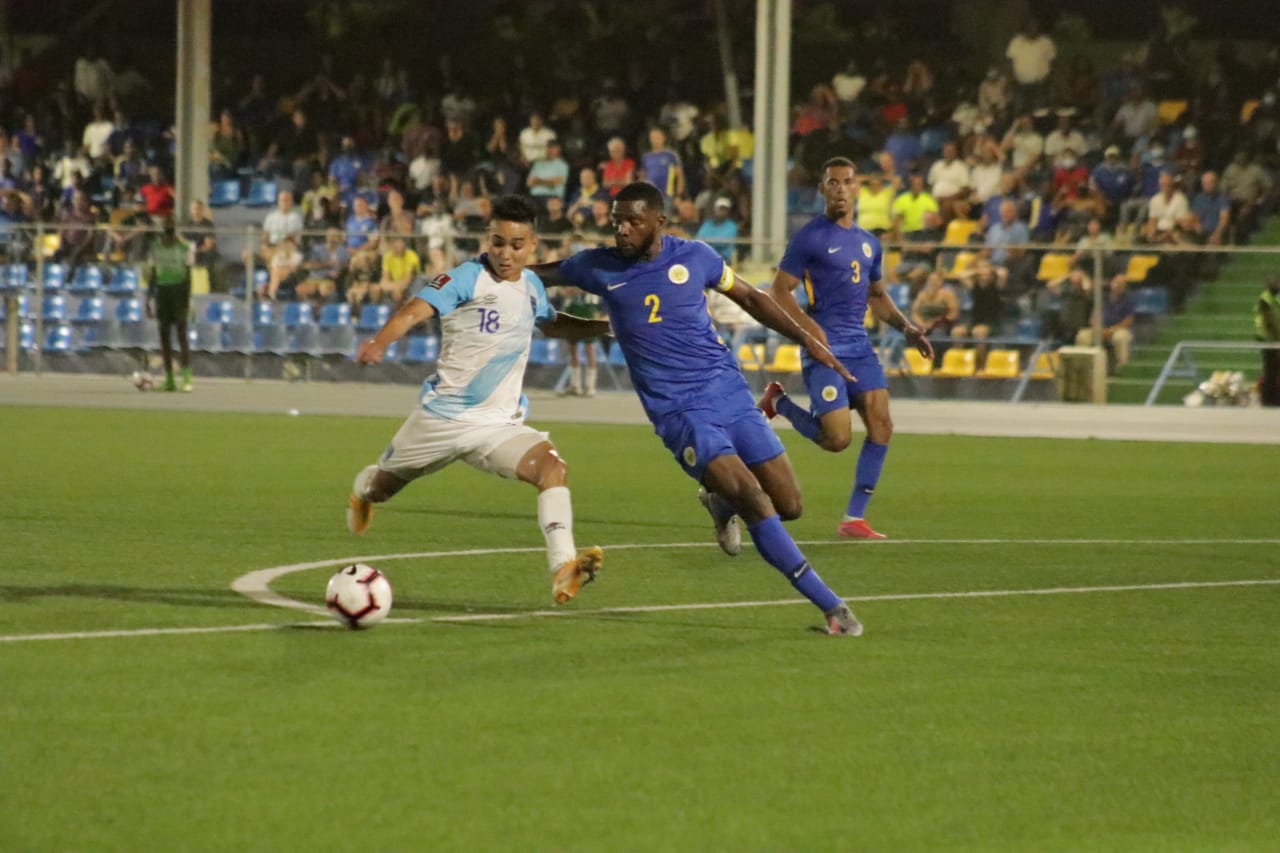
top-left (325, 564), bottom-right (393, 629)
top-left (131, 371), bottom-right (154, 391)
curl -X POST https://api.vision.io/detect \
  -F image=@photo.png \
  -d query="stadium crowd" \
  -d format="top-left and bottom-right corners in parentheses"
top-left (1, 7), bottom-right (1278, 364)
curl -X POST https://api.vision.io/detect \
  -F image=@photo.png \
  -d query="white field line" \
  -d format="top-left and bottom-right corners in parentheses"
top-left (1, 537), bottom-right (1277, 644)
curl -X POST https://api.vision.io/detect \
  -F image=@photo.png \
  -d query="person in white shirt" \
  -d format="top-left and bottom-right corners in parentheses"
top-left (1143, 171), bottom-right (1191, 242)
top-left (1044, 114), bottom-right (1087, 161)
top-left (926, 142), bottom-right (972, 220)
top-left (517, 112), bottom-right (557, 166)
top-left (346, 195), bottom-right (607, 605)
top-left (969, 145), bottom-right (1004, 205)
top-left (1112, 86), bottom-right (1158, 144)
top-left (1001, 115), bottom-right (1044, 172)
top-left (832, 60), bottom-right (866, 105)
top-left (257, 190), bottom-right (304, 264)
top-left (81, 106), bottom-right (115, 160)
top-left (408, 148), bottom-right (441, 193)
top-left (416, 199), bottom-right (456, 275)
top-left (1006, 18), bottom-right (1056, 112)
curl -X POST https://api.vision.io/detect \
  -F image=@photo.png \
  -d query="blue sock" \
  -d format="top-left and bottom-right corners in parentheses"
top-left (776, 394), bottom-right (821, 442)
top-left (748, 515), bottom-right (842, 612)
top-left (846, 439), bottom-right (889, 519)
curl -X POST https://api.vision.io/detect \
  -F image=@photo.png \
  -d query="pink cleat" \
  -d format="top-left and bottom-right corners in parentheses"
top-left (757, 381), bottom-right (785, 420)
top-left (837, 519), bottom-right (886, 540)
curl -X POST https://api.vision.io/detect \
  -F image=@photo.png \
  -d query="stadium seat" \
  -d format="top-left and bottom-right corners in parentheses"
top-left (204, 299), bottom-right (235, 325)
top-left (281, 302), bottom-right (315, 327)
top-left (944, 218), bottom-right (979, 246)
top-left (884, 250), bottom-right (903, 277)
top-left (1157, 99), bottom-right (1188, 125)
top-left (209, 180), bottom-right (241, 207)
top-left (0, 293), bottom-right (29, 320)
top-left (68, 265), bottom-right (104, 295)
top-left (316, 303), bottom-right (354, 355)
top-left (244, 180), bottom-right (278, 208)
top-left (1035, 253), bottom-right (1073, 282)
top-left (1133, 286), bottom-right (1170, 316)
top-left (192, 320), bottom-right (225, 353)
top-left (42, 294), bottom-right (68, 322)
top-left (42, 324), bottom-right (73, 353)
top-left (106, 267), bottom-right (141, 296)
top-left (764, 344), bottom-right (802, 374)
top-left (887, 284), bottom-right (911, 311)
top-left (903, 348), bottom-right (933, 375)
top-left (528, 337), bottom-right (564, 366)
top-left (355, 303), bottom-right (390, 334)
top-left (402, 335), bottom-right (441, 364)
top-left (1014, 317), bottom-right (1041, 340)
top-left (256, 321), bottom-right (289, 354)
top-left (72, 296), bottom-right (106, 325)
top-left (1030, 351), bottom-right (1060, 379)
top-left (1, 263), bottom-right (29, 293)
top-left (934, 348), bottom-right (977, 377)
top-left (607, 344), bottom-right (627, 367)
top-left (1241, 98), bottom-right (1260, 124)
top-left (976, 349), bottom-right (1020, 378)
top-left (947, 251), bottom-right (976, 277)
top-left (736, 343), bottom-right (766, 371)
top-left (1125, 254), bottom-right (1160, 283)
top-left (252, 301), bottom-right (276, 328)
top-left (41, 263), bottom-right (68, 292)
top-left (318, 302), bottom-right (351, 328)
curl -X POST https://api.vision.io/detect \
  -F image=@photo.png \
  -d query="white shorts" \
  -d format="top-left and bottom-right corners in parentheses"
top-left (377, 407), bottom-right (549, 482)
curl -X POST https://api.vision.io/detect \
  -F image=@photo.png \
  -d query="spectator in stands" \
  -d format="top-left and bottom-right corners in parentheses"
top-left (265, 108), bottom-right (319, 186)
top-left (980, 172), bottom-right (1024, 231)
top-left (883, 118), bottom-right (922, 181)
top-left (1111, 85), bottom-right (1158, 147)
top-left (105, 195), bottom-right (151, 263)
top-left (985, 198), bottom-right (1033, 291)
top-left (699, 113), bottom-right (753, 174)
top-left (345, 193), bottom-right (380, 274)
top-left (969, 141), bottom-right (1004, 211)
top-left (567, 166), bottom-right (606, 223)
top-left (53, 141), bottom-right (91, 200)
top-left (954, 259), bottom-right (1009, 345)
top-left (1001, 115), bottom-right (1044, 174)
top-left (927, 142), bottom-right (971, 221)
top-left (1256, 274), bottom-right (1280, 406)
top-left (1043, 266), bottom-right (1093, 345)
top-left (327, 135), bottom-right (368, 207)
top-left (536, 196), bottom-right (574, 259)
top-left (262, 235), bottom-right (304, 301)
top-left (415, 199), bottom-right (455, 275)
top-left (235, 73), bottom-right (273, 157)
top-left (55, 188), bottom-right (101, 270)
top-left (891, 172), bottom-right (941, 239)
top-left (1052, 147), bottom-right (1090, 200)
top-left (695, 197), bottom-right (739, 264)
top-left (1090, 144), bottom-right (1135, 225)
top-left (527, 139), bottom-right (569, 209)
top-left (855, 172), bottom-right (895, 235)
top-left (1076, 273), bottom-right (1135, 372)
top-left (256, 189), bottom-right (303, 265)
top-left (581, 197), bottom-right (613, 243)
top-left (139, 166), bottom-right (175, 219)
top-left (1071, 216), bottom-right (1117, 274)
top-left (1141, 171), bottom-right (1190, 244)
top-left (832, 60), bottom-right (867, 107)
top-left (439, 118), bottom-right (483, 186)
top-left (978, 67), bottom-right (1011, 119)
top-left (483, 115), bottom-right (513, 164)
top-left (1191, 171), bottom-right (1231, 248)
top-left (380, 188), bottom-right (412, 237)
top-left (1221, 148), bottom-right (1271, 243)
top-left (297, 227), bottom-right (350, 305)
top-left (408, 141), bottom-right (441, 199)
top-left (910, 271), bottom-right (960, 341)
top-left (517, 112), bottom-right (556, 167)
top-left (377, 235), bottom-right (421, 306)
top-left (184, 199), bottom-right (218, 292)
top-left (640, 127), bottom-right (684, 204)
top-left (600, 137), bottom-right (636, 198)
top-left (0, 191), bottom-right (31, 262)
top-left (22, 162), bottom-right (55, 222)
top-left (209, 109), bottom-right (244, 179)
top-left (1118, 143), bottom-right (1171, 234)
top-left (1172, 125), bottom-right (1204, 177)
top-left (1044, 114), bottom-right (1086, 162)
top-left (591, 78), bottom-right (630, 140)
top-left (81, 105), bottom-right (114, 160)
top-left (1006, 17), bottom-right (1056, 112)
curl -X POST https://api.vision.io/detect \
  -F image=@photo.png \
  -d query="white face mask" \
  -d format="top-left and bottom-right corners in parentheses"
top-left (1060, 158), bottom-right (1077, 169)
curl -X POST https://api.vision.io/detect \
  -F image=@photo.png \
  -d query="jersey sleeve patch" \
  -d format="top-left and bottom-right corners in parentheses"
top-left (714, 263), bottom-right (736, 293)
top-left (416, 263), bottom-right (478, 317)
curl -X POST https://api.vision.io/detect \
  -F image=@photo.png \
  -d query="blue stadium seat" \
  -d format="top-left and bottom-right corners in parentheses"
top-left (318, 302), bottom-right (351, 328)
top-left (204, 299), bottom-right (235, 325)
top-left (43, 324), bottom-right (73, 353)
top-left (1, 263), bottom-right (29, 293)
top-left (1014, 317), bottom-right (1042, 340)
top-left (252, 301), bottom-right (276, 328)
top-left (41, 263), bottom-right (68, 292)
top-left (402, 335), bottom-right (441, 364)
top-left (607, 344), bottom-right (627, 367)
top-left (106, 267), bottom-right (140, 296)
top-left (281, 301), bottom-right (315, 327)
top-left (209, 180), bottom-right (242, 207)
top-left (528, 337), bottom-right (564, 366)
top-left (244, 180), bottom-right (278, 208)
top-left (0, 293), bottom-right (29, 320)
top-left (316, 303), bottom-right (354, 355)
top-left (68, 264), bottom-right (104, 295)
top-left (72, 296), bottom-right (106, 325)
top-left (116, 297), bottom-right (145, 324)
top-left (1134, 286), bottom-right (1170, 316)
top-left (42, 294), bottom-right (68, 322)
top-left (355, 303), bottom-right (390, 334)
top-left (18, 319), bottom-right (35, 350)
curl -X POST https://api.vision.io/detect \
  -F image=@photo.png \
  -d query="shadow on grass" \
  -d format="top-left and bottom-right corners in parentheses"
top-left (0, 584), bottom-right (249, 608)
top-left (381, 505), bottom-right (705, 531)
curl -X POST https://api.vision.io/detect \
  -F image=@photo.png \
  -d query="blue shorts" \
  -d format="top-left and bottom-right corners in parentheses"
top-left (803, 350), bottom-right (888, 417)
top-left (652, 383), bottom-right (785, 481)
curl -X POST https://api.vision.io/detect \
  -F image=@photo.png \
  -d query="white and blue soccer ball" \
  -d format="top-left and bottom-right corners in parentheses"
top-left (325, 564), bottom-right (393, 629)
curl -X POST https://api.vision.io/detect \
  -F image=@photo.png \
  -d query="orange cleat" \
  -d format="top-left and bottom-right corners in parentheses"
top-left (552, 546), bottom-right (604, 604)
top-left (757, 381), bottom-right (785, 420)
top-left (346, 494), bottom-right (373, 536)
top-left (837, 518), bottom-right (886, 540)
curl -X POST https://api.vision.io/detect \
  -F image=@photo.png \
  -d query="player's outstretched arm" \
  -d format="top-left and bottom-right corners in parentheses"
top-left (769, 269), bottom-right (829, 348)
top-left (868, 279), bottom-right (933, 359)
top-left (724, 273), bottom-right (855, 383)
top-left (539, 312), bottom-right (611, 342)
top-left (527, 261), bottom-right (569, 288)
top-left (356, 298), bottom-right (437, 364)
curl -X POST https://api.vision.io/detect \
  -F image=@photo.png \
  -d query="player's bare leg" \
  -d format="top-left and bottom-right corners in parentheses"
top-left (839, 389), bottom-right (893, 540)
top-left (704, 454), bottom-right (861, 636)
top-left (514, 440), bottom-right (602, 604)
top-left (347, 465), bottom-right (409, 535)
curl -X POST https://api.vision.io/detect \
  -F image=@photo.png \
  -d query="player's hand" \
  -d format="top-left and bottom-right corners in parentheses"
top-left (804, 335), bottom-right (856, 383)
top-left (355, 338), bottom-right (386, 364)
top-left (905, 324), bottom-right (933, 360)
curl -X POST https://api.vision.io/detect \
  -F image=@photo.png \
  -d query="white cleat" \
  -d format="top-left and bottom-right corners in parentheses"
top-left (698, 486), bottom-right (742, 556)
top-left (824, 603), bottom-right (864, 637)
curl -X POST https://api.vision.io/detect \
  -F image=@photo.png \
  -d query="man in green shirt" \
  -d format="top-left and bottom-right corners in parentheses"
top-left (145, 215), bottom-right (193, 392)
top-left (1257, 274), bottom-right (1280, 406)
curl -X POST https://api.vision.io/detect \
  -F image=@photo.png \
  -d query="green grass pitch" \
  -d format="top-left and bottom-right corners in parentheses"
top-left (1, 405), bottom-right (1277, 851)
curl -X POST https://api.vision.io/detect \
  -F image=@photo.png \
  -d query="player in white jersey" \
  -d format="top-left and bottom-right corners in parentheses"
top-left (347, 196), bottom-right (609, 604)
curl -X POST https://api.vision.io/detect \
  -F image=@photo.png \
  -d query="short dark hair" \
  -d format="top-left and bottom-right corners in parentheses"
top-left (490, 195), bottom-right (539, 226)
top-left (822, 156), bottom-right (857, 173)
top-left (614, 181), bottom-right (665, 211)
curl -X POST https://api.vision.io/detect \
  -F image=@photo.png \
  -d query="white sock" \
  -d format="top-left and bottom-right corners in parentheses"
top-left (585, 364), bottom-right (597, 395)
top-left (571, 365), bottom-right (584, 395)
top-left (352, 464), bottom-right (379, 500)
top-left (537, 486), bottom-right (576, 571)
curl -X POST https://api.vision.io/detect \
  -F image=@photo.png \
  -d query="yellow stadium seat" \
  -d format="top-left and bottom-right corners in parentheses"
top-left (1035, 253), bottom-right (1073, 282)
top-left (1125, 254), bottom-right (1160, 283)
top-left (1241, 98), bottom-right (1260, 123)
top-left (765, 344), bottom-right (802, 374)
top-left (943, 218), bottom-right (979, 246)
top-left (976, 349), bottom-right (1020, 378)
top-left (1157, 99), bottom-right (1188, 125)
top-left (884, 250), bottom-right (902, 276)
top-left (1030, 351), bottom-right (1060, 379)
top-left (934, 348), bottom-right (977, 378)
top-left (736, 343), bottom-right (766, 371)
top-left (903, 348), bottom-right (933, 376)
top-left (948, 250), bottom-right (976, 277)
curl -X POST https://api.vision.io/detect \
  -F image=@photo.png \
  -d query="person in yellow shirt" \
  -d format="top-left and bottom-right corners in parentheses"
top-left (855, 172), bottom-right (896, 234)
top-left (699, 114), bottom-right (754, 172)
top-left (378, 235), bottom-right (421, 306)
top-left (890, 172), bottom-right (942, 236)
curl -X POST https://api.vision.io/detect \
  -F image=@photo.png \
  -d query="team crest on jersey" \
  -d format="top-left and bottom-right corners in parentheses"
top-left (862, 243), bottom-right (873, 259)
top-left (668, 264), bottom-right (689, 284)
top-left (682, 446), bottom-right (697, 467)
top-left (427, 273), bottom-right (451, 290)
top-left (822, 385), bottom-right (839, 402)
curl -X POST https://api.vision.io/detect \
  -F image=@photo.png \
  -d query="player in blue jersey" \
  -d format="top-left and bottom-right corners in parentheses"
top-left (536, 181), bottom-right (865, 636)
top-left (347, 195), bottom-right (609, 605)
top-left (758, 157), bottom-right (933, 539)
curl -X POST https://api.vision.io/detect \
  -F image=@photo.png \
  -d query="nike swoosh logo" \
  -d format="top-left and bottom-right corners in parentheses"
top-left (607, 281), bottom-right (629, 290)
top-left (827, 247), bottom-right (840, 253)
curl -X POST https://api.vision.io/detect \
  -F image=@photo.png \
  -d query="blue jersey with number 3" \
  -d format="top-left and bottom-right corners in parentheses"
top-left (778, 217), bottom-right (883, 360)
top-left (559, 236), bottom-right (738, 418)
